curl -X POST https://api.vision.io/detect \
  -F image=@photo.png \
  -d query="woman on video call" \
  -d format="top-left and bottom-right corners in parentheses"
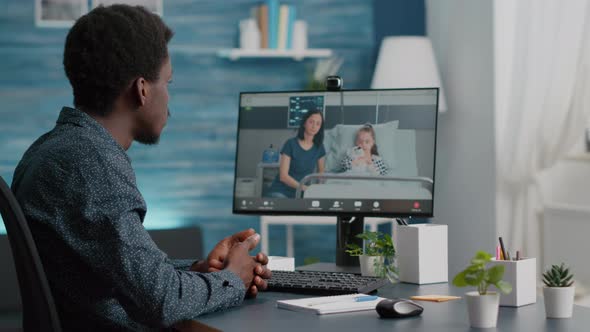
top-left (268, 110), bottom-right (326, 198)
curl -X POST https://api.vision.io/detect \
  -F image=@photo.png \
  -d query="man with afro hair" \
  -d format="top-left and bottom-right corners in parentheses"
top-left (12, 5), bottom-right (271, 331)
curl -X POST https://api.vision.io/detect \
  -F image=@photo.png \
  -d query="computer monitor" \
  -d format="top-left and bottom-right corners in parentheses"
top-left (233, 88), bottom-right (439, 266)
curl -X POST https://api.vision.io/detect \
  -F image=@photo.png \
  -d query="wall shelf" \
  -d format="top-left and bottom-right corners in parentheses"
top-left (217, 48), bottom-right (333, 61)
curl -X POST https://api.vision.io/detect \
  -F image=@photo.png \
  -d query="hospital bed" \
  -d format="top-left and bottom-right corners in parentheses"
top-left (297, 121), bottom-right (433, 200)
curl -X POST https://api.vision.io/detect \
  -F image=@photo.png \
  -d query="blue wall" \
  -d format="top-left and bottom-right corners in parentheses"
top-left (0, 0), bottom-right (424, 264)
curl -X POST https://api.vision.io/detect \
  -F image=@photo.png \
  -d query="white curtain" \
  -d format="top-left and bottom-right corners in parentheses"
top-left (496, 0), bottom-right (590, 266)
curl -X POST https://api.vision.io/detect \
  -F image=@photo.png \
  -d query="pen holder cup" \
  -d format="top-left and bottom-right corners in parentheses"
top-left (394, 224), bottom-right (448, 284)
top-left (489, 258), bottom-right (537, 307)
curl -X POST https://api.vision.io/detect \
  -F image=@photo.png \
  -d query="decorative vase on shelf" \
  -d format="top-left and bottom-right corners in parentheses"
top-left (292, 20), bottom-right (307, 51)
top-left (239, 18), bottom-right (260, 50)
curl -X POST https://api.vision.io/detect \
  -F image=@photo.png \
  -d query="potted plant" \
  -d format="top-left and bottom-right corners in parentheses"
top-left (452, 251), bottom-right (512, 328)
top-left (345, 231), bottom-right (397, 282)
top-left (542, 263), bottom-right (575, 318)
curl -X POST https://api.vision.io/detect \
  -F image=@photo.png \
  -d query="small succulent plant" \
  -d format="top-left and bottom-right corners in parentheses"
top-left (542, 263), bottom-right (574, 287)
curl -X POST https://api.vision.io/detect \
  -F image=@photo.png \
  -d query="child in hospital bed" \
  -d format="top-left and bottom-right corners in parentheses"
top-left (340, 124), bottom-right (389, 176)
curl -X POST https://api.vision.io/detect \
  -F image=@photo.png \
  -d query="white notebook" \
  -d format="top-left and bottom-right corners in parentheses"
top-left (277, 294), bottom-right (386, 315)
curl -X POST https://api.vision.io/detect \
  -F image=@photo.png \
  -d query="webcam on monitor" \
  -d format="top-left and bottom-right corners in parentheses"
top-left (325, 75), bottom-right (343, 91)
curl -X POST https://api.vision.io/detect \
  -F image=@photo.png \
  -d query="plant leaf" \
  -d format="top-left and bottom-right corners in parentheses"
top-left (464, 271), bottom-right (483, 286)
top-left (475, 251), bottom-right (492, 261)
top-left (471, 258), bottom-right (486, 266)
top-left (487, 265), bottom-right (505, 283)
top-left (453, 271), bottom-right (468, 287)
top-left (561, 267), bottom-right (569, 279)
top-left (542, 275), bottom-right (554, 287)
top-left (495, 280), bottom-right (512, 294)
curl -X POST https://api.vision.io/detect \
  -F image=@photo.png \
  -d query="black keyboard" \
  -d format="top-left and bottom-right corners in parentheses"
top-left (267, 270), bottom-right (388, 296)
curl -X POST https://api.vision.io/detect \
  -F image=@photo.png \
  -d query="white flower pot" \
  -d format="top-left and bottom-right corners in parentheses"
top-left (465, 291), bottom-right (500, 328)
top-left (543, 286), bottom-right (575, 318)
top-left (359, 255), bottom-right (383, 277)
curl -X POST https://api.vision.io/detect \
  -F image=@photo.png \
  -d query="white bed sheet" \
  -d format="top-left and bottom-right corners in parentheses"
top-left (303, 180), bottom-right (432, 200)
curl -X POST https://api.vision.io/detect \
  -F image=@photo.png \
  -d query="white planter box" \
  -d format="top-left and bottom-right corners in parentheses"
top-left (466, 291), bottom-right (500, 328)
top-left (394, 224), bottom-right (448, 284)
top-left (544, 286), bottom-right (575, 318)
top-left (359, 255), bottom-right (384, 277)
top-left (489, 258), bottom-right (537, 307)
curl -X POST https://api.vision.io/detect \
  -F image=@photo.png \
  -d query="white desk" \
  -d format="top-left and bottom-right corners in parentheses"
top-left (260, 216), bottom-right (395, 257)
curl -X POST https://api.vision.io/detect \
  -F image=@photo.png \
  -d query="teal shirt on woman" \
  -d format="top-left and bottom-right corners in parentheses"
top-left (268, 137), bottom-right (326, 198)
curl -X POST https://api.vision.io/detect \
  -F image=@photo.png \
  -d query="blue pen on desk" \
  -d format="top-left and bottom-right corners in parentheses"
top-left (355, 295), bottom-right (379, 302)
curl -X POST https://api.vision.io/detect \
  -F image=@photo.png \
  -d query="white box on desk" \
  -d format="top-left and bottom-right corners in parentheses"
top-left (489, 258), bottom-right (536, 307)
top-left (394, 224), bottom-right (448, 284)
top-left (267, 256), bottom-right (295, 271)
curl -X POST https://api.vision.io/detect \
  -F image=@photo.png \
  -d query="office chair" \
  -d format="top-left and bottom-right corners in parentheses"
top-left (0, 175), bottom-right (62, 332)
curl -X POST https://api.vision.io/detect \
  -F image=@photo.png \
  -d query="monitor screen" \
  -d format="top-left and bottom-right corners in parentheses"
top-left (233, 88), bottom-right (439, 218)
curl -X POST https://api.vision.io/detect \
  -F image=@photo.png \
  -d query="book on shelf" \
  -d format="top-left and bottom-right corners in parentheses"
top-left (257, 4), bottom-right (269, 48)
top-left (278, 4), bottom-right (289, 49)
top-left (287, 6), bottom-right (296, 49)
top-left (267, 0), bottom-right (279, 49)
top-left (251, 1), bottom-right (297, 50)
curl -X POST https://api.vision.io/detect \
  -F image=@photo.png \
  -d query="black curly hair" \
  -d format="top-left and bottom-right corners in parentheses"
top-left (63, 5), bottom-right (173, 116)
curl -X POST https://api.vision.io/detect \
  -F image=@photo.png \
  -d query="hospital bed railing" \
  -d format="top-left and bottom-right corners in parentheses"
top-left (295, 173), bottom-right (434, 198)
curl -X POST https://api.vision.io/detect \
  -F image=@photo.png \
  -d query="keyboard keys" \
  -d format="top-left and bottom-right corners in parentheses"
top-left (267, 270), bottom-right (387, 296)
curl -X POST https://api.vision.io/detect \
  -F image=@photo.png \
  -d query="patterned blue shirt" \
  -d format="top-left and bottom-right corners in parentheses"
top-left (11, 107), bottom-right (246, 331)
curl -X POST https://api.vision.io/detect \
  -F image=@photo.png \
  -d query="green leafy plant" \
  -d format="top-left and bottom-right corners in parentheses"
top-left (542, 263), bottom-right (574, 287)
top-left (452, 251), bottom-right (512, 295)
top-left (303, 256), bottom-right (321, 266)
top-left (305, 78), bottom-right (325, 91)
top-left (305, 57), bottom-right (343, 91)
top-left (345, 231), bottom-right (397, 282)
top-left (345, 231), bottom-right (395, 257)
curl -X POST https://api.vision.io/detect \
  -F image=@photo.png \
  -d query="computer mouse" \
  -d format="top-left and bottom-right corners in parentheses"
top-left (376, 298), bottom-right (424, 318)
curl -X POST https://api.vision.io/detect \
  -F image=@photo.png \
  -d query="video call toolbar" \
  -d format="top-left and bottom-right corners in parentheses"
top-left (235, 198), bottom-right (432, 216)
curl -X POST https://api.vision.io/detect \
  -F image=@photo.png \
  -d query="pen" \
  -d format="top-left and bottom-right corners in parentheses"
top-left (498, 237), bottom-right (508, 261)
top-left (355, 295), bottom-right (379, 302)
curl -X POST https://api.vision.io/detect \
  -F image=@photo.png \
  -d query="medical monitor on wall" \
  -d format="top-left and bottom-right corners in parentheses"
top-left (233, 88), bottom-right (439, 265)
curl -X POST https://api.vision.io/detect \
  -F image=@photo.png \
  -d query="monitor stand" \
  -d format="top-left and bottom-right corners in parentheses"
top-left (335, 216), bottom-right (364, 266)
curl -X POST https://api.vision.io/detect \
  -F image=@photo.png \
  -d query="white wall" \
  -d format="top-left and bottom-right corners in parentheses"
top-left (426, 0), bottom-right (496, 276)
